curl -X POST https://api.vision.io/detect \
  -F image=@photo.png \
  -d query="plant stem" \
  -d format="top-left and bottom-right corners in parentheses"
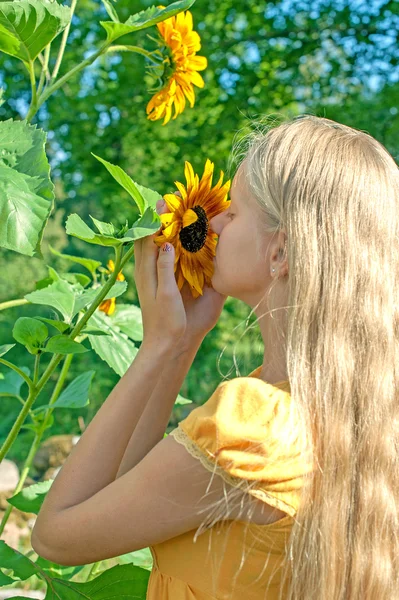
top-left (37, 43), bottom-right (52, 97)
top-left (106, 45), bottom-right (162, 65)
top-left (0, 298), bottom-right (29, 311)
top-left (0, 245), bottom-right (133, 465)
top-left (51, 0), bottom-right (79, 82)
top-left (26, 41), bottom-right (111, 123)
top-left (25, 61), bottom-right (38, 122)
top-left (33, 353), bottom-right (41, 386)
top-left (0, 353), bottom-right (74, 536)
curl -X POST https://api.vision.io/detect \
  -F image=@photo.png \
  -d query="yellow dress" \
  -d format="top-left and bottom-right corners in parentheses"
top-left (146, 365), bottom-right (313, 599)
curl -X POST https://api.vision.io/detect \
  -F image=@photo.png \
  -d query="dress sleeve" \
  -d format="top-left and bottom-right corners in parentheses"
top-left (169, 373), bottom-right (313, 518)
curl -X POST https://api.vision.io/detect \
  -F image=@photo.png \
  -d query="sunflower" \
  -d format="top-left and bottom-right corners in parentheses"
top-left (98, 259), bottom-right (125, 316)
top-left (146, 7), bottom-right (207, 125)
top-left (154, 159), bottom-right (231, 298)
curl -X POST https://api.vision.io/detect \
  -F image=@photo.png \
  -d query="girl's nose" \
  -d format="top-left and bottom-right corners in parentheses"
top-left (209, 210), bottom-right (228, 235)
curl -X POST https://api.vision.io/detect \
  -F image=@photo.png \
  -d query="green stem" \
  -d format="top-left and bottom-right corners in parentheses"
top-left (0, 298), bottom-right (29, 311)
top-left (106, 45), bottom-right (162, 65)
top-left (25, 61), bottom-right (38, 122)
top-left (27, 41), bottom-right (111, 123)
top-left (0, 241), bottom-right (136, 490)
top-left (37, 43), bottom-right (52, 96)
top-left (0, 353), bottom-right (74, 537)
top-left (33, 353), bottom-right (41, 386)
top-left (51, 0), bottom-right (79, 82)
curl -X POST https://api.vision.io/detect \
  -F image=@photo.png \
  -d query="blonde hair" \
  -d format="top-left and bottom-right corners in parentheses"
top-left (215, 113), bottom-right (399, 599)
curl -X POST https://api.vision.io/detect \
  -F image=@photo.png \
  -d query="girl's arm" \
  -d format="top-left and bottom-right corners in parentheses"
top-left (115, 339), bottom-right (203, 479)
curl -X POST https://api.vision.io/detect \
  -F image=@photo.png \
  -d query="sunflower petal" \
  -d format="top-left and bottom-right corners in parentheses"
top-left (184, 161), bottom-right (196, 192)
top-left (182, 208), bottom-right (198, 228)
top-left (164, 193), bottom-right (183, 212)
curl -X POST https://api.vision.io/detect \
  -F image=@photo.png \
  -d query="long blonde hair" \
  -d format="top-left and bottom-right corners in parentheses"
top-left (223, 113), bottom-right (399, 599)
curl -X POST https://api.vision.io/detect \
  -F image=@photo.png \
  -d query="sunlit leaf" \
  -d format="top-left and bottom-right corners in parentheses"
top-left (100, 0), bottom-right (196, 43)
top-left (0, 119), bottom-right (54, 258)
top-left (0, 0), bottom-right (71, 62)
top-left (44, 335), bottom-right (90, 354)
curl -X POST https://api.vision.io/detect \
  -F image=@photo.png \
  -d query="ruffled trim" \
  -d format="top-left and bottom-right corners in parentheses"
top-left (169, 426), bottom-right (296, 519)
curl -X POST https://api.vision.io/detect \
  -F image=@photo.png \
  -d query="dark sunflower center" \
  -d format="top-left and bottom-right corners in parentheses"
top-left (180, 206), bottom-right (209, 253)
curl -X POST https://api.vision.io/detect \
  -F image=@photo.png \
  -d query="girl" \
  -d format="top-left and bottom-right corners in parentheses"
top-left (159, 113), bottom-right (399, 599)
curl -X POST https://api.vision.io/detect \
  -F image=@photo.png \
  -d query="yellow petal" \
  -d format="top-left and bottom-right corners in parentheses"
top-left (188, 55), bottom-right (208, 71)
top-left (188, 70), bottom-right (205, 88)
top-left (174, 180), bottom-right (188, 200)
top-left (164, 192), bottom-right (183, 212)
top-left (184, 161), bottom-right (196, 191)
top-left (159, 211), bottom-right (177, 227)
top-left (163, 220), bottom-right (180, 240)
top-left (182, 208), bottom-right (198, 228)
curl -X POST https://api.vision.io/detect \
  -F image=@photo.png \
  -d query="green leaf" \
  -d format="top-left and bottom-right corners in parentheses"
top-left (89, 214), bottom-right (116, 236)
top-left (175, 393), bottom-right (193, 405)
top-left (24, 278), bottom-right (76, 322)
top-left (0, 0), bottom-right (71, 63)
top-left (86, 311), bottom-right (138, 376)
top-left (91, 153), bottom-right (146, 215)
top-left (48, 243), bottom-right (101, 275)
top-left (123, 206), bottom-right (162, 241)
top-left (65, 213), bottom-right (123, 247)
top-left (0, 540), bottom-right (39, 585)
top-left (0, 366), bottom-right (30, 397)
top-left (73, 280), bottom-right (127, 316)
top-left (12, 317), bottom-right (48, 354)
top-left (7, 479), bottom-right (52, 514)
top-left (44, 335), bottom-right (90, 355)
top-left (80, 328), bottom-right (110, 336)
top-left (33, 370), bottom-right (95, 414)
top-left (63, 272), bottom-right (92, 288)
top-left (0, 539), bottom-right (149, 595)
top-left (111, 303), bottom-right (143, 340)
top-left (101, 0), bottom-right (120, 22)
top-left (0, 119), bottom-right (55, 258)
top-left (0, 343), bottom-right (15, 357)
top-left (35, 317), bottom-right (70, 333)
top-left (100, 0), bottom-right (196, 43)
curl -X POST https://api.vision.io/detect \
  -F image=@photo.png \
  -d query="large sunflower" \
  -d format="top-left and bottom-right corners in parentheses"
top-left (98, 259), bottom-right (125, 316)
top-left (154, 159), bottom-right (231, 298)
top-left (146, 7), bottom-right (207, 125)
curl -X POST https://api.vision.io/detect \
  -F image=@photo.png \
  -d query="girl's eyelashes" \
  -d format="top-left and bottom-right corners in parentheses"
top-left (227, 212), bottom-right (234, 219)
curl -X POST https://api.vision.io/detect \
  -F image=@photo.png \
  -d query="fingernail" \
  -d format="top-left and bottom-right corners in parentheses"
top-left (162, 243), bottom-right (173, 252)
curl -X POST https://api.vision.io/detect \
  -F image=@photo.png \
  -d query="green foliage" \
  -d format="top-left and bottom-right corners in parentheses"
top-left (0, 119), bottom-right (54, 257)
top-left (12, 317), bottom-right (48, 355)
top-left (33, 370), bottom-right (96, 414)
top-left (100, 0), bottom-right (196, 42)
top-left (0, 0), bottom-right (70, 63)
top-left (92, 153), bottom-right (164, 215)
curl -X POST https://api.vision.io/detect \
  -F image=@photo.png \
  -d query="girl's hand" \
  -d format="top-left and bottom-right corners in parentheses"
top-left (155, 194), bottom-right (227, 350)
top-left (133, 226), bottom-right (187, 351)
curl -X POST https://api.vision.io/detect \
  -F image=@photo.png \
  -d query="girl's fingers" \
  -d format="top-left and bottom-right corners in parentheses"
top-left (134, 239), bottom-right (142, 275)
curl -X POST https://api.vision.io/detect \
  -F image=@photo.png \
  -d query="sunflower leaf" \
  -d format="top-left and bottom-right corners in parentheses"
top-left (48, 243), bottom-right (101, 275)
top-left (123, 207), bottom-right (162, 241)
top-left (0, 0), bottom-right (71, 63)
top-left (91, 153), bottom-right (146, 215)
top-left (65, 213), bottom-right (123, 247)
top-left (44, 335), bottom-right (90, 355)
top-left (86, 311), bottom-right (138, 376)
top-left (100, 0), bottom-right (119, 23)
top-left (0, 343), bottom-right (16, 358)
top-left (100, 0), bottom-right (196, 44)
top-left (89, 215), bottom-right (116, 236)
top-left (0, 119), bottom-right (55, 258)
